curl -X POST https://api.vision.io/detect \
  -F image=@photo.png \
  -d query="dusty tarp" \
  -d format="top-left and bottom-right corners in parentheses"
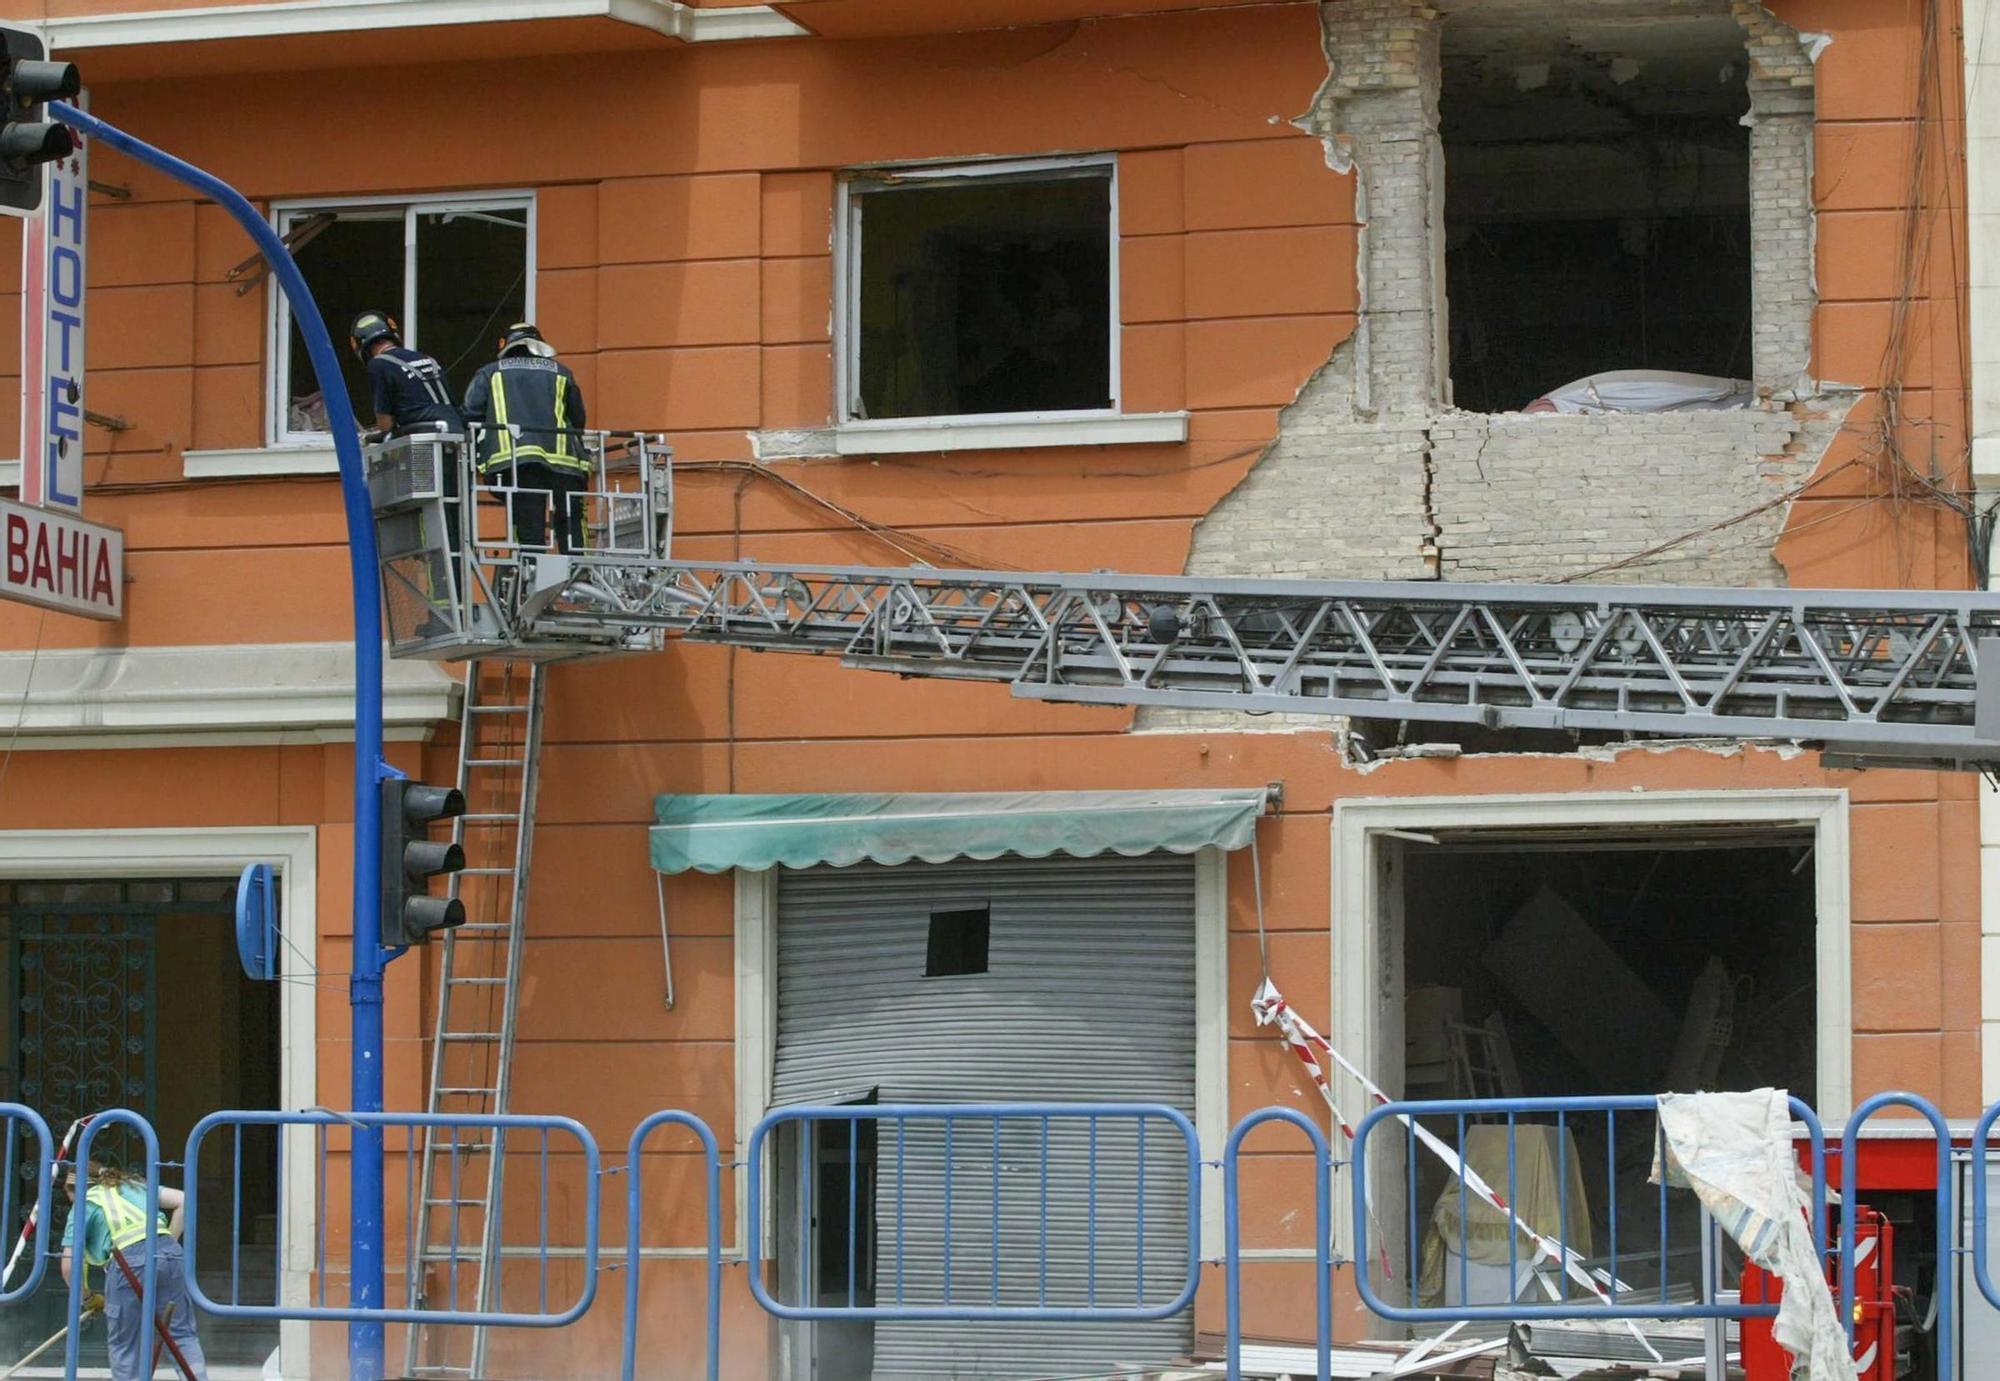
top-left (1420, 1123), bottom-right (1593, 1306)
top-left (649, 789), bottom-right (1267, 874)
top-left (1652, 1089), bottom-right (1851, 1381)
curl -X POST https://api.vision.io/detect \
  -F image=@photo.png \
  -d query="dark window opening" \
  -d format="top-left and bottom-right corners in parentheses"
top-left (1392, 833), bottom-right (1817, 1309)
top-left (284, 206), bottom-right (528, 434)
top-left (416, 208), bottom-right (531, 405)
top-left (1441, 15), bottom-right (1754, 412)
top-left (925, 904), bottom-right (991, 977)
top-left (286, 215), bottom-right (401, 434)
top-left (852, 170), bottom-right (1112, 420)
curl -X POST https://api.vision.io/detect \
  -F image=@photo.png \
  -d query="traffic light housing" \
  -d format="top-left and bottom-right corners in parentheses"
top-left (382, 779), bottom-right (467, 947)
top-left (0, 27), bottom-right (77, 216)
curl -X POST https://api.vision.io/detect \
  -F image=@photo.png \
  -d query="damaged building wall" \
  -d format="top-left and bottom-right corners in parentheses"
top-left (1429, 409), bottom-right (1844, 584)
top-left (1174, 0), bottom-right (1857, 621)
top-left (0, 0), bottom-right (1972, 1366)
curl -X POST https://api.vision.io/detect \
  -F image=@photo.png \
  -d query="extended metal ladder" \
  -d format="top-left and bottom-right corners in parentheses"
top-left (406, 658), bottom-right (545, 1379)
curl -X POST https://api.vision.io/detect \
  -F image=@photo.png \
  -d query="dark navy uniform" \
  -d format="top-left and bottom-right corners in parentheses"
top-left (368, 345), bottom-right (463, 436)
top-left (368, 345), bottom-right (466, 616)
top-left (462, 351), bottom-right (590, 554)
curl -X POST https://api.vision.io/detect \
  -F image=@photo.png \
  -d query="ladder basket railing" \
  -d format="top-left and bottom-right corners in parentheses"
top-left (365, 425), bottom-right (672, 658)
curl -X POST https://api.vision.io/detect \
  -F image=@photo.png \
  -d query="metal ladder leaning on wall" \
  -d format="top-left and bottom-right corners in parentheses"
top-left (405, 658), bottom-right (546, 1379)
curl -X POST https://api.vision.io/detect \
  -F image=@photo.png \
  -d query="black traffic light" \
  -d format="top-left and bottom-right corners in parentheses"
top-left (382, 779), bottom-right (467, 947)
top-left (0, 27), bottom-right (77, 216)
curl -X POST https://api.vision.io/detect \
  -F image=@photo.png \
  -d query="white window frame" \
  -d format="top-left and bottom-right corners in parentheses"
top-left (266, 191), bottom-right (537, 449)
top-left (833, 153), bottom-right (1138, 442)
top-left (734, 846), bottom-right (1230, 1259)
top-left (1328, 788), bottom-right (1852, 1263)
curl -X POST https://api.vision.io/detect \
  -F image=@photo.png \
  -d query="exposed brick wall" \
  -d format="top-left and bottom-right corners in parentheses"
top-left (1178, 0), bottom-right (1846, 597)
top-left (1736, 0), bottom-right (1821, 390)
top-left (1429, 407), bottom-right (1846, 585)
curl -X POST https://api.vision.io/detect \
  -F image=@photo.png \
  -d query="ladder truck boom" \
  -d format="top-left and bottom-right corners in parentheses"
top-left (369, 430), bottom-right (2000, 771)
top-left (540, 558), bottom-right (2000, 769)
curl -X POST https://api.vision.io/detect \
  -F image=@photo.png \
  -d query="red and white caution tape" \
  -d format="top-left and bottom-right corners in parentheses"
top-left (2, 1114), bottom-right (89, 1291)
top-left (1251, 978), bottom-right (1654, 1353)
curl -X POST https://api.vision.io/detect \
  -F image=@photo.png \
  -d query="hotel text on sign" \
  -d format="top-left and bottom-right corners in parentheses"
top-left (19, 121), bottom-right (86, 512)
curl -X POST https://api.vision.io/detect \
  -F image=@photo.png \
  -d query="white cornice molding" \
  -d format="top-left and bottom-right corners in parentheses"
top-left (42, 0), bottom-right (807, 50)
top-left (0, 639), bottom-right (460, 747)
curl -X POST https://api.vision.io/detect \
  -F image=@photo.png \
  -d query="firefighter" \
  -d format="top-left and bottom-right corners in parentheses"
top-left (349, 310), bottom-right (462, 441)
top-left (461, 322), bottom-right (591, 555)
top-left (350, 311), bottom-right (466, 632)
top-left (59, 1160), bottom-right (207, 1381)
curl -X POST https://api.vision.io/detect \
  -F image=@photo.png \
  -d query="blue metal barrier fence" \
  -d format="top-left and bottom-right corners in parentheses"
top-left (12, 1092), bottom-right (2000, 1380)
top-left (0, 1104), bottom-right (55, 1306)
top-left (1840, 1092), bottom-right (1957, 1381)
top-left (63, 1111), bottom-right (162, 1380)
top-left (1222, 1106), bottom-right (1332, 1381)
top-left (1350, 1094), bottom-right (1825, 1328)
top-left (745, 1102), bottom-right (1202, 1324)
top-left (622, 1110), bottom-right (722, 1381)
top-left (181, 1110), bottom-right (601, 1328)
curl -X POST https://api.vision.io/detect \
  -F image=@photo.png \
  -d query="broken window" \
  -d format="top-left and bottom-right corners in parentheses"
top-left (1439, 12), bottom-right (1754, 413)
top-left (842, 158), bottom-right (1114, 423)
top-left (273, 198), bottom-right (531, 443)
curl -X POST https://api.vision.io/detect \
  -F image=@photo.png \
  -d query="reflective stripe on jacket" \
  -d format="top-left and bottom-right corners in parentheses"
top-left (463, 356), bottom-right (590, 476)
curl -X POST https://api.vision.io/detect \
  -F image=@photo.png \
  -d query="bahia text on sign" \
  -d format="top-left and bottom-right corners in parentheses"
top-left (0, 496), bottom-right (121, 619)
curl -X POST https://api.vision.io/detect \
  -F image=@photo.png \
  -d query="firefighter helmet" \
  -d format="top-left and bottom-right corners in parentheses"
top-left (498, 322), bottom-right (555, 359)
top-left (349, 311), bottom-right (400, 360)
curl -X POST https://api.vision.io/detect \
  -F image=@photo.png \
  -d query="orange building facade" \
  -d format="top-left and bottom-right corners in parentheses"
top-left (0, 0), bottom-right (1977, 1376)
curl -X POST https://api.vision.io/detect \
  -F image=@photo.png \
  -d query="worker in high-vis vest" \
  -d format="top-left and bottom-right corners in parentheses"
top-left (60, 1160), bottom-right (207, 1381)
top-left (461, 322), bottom-right (592, 555)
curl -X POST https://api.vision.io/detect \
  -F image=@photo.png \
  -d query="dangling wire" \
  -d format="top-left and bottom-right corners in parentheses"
top-left (1249, 824), bottom-right (1270, 983)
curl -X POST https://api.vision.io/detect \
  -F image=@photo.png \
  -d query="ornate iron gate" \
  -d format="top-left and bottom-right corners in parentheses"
top-left (4, 904), bottom-right (158, 1163)
top-left (0, 899), bottom-right (160, 1367)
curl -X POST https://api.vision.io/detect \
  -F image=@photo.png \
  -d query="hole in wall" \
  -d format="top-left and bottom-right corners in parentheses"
top-left (925, 904), bottom-right (991, 977)
top-left (1439, 10), bottom-right (1754, 412)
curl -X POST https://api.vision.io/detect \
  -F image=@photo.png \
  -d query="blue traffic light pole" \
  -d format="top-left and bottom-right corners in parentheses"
top-left (49, 103), bottom-right (395, 1377)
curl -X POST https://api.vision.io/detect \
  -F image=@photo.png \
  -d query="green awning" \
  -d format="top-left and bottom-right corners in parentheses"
top-left (650, 789), bottom-right (1269, 874)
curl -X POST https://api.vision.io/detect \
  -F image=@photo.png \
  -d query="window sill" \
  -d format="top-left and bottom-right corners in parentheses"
top-left (0, 448), bottom-right (340, 487)
top-left (183, 445), bottom-right (340, 479)
top-left (761, 412), bottom-right (1189, 459)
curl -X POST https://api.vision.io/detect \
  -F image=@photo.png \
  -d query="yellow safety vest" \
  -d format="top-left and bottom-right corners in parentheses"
top-left (87, 1184), bottom-right (166, 1263)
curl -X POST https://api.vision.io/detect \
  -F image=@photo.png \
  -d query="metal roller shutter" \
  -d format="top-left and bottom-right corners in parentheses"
top-left (774, 854), bottom-right (1198, 1379)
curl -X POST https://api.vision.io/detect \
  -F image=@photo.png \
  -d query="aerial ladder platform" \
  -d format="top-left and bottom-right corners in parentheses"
top-left (365, 426), bottom-right (2000, 1356)
top-left (369, 427), bottom-right (2000, 770)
